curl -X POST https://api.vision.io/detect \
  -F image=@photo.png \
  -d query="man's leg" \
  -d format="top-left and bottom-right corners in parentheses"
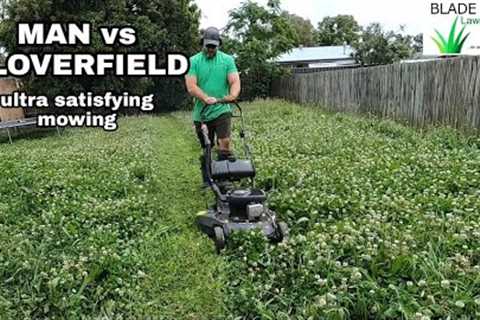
top-left (218, 138), bottom-right (230, 153)
top-left (213, 113), bottom-right (234, 161)
top-left (194, 121), bottom-right (210, 187)
top-left (212, 113), bottom-right (236, 192)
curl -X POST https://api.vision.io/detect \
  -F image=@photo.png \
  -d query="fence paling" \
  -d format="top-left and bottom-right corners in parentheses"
top-left (272, 56), bottom-right (480, 131)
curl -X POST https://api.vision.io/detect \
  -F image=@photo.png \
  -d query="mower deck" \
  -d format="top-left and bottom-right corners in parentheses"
top-left (195, 102), bottom-right (288, 253)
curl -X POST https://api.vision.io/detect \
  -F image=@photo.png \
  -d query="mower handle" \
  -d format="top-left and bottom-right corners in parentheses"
top-left (198, 99), bottom-right (253, 195)
top-left (200, 100), bottom-right (242, 123)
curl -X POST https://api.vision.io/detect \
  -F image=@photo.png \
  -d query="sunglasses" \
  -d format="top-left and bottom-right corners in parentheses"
top-left (206, 44), bottom-right (218, 49)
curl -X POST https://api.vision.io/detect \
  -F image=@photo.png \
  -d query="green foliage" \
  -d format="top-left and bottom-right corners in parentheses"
top-left (316, 15), bottom-right (361, 46)
top-left (281, 11), bottom-right (316, 47)
top-left (315, 15), bottom-right (419, 65)
top-left (352, 23), bottom-right (415, 65)
top-left (1, 99), bottom-right (479, 319)
top-left (413, 33), bottom-right (423, 54)
top-left (223, 100), bottom-right (480, 319)
top-left (432, 17), bottom-right (470, 54)
top-left (0, 0), bottom-right (201, 112)
top-left (223, 0), bottom-right (296, 100)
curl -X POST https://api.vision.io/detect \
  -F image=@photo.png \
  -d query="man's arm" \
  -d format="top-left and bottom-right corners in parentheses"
top-left (185, 75), bottom-right (216, 104)
top-left (223, 72), bottom-right (241, 102)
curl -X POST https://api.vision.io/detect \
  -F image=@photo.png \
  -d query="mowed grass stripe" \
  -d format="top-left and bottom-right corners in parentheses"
top-left (134, 115), bottom-right (226, 319)
top-left (0, 115), bottom-right (225, 319)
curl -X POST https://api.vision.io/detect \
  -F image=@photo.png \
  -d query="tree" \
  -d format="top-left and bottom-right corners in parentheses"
top-left (352, 23), bottom-right (415, 65)
top-left (0, 0), bottom-right (200, 112)
top-left (316, 15), bottom-right (361, 46)
top-left (413, 33), bottom-right (423, 54)
top-left (282, 12), bottom-right (316, 47)
top-left (0, 0), bottom-right (9, 19)
top-left (223, 0), bottom-right (296, 99)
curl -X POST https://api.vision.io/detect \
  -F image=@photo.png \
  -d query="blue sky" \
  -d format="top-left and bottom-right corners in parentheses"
top-left (195, 0), bottom-right (427, 35)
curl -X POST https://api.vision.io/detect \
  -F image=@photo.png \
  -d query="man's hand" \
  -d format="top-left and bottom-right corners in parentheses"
top-left (204, 97), bottom-right (218, 105)
top-left (222, 95), bottom-right (236, 103)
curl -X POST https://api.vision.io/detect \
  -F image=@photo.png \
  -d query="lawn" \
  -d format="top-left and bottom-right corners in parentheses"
top-left (1, 100), bottom-right (479, 319)
top-left (0, 115), bottom-right (226, 319)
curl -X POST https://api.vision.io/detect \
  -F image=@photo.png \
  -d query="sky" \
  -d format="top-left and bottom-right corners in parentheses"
top-left (194, 0), bottom-right (428, 36)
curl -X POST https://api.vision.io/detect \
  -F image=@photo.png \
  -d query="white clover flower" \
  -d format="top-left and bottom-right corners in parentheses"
top-left (317, 278), bottom-right (327, 286)
top-left (327, 293), bottom-right (336, 301)
top-left (455, 300), bottom-right (465, 308)
top-left (441, 280), bottom-right (450, 288)
top-left (352, 272), bottom-right (362, 281)
top-left (317, 295), bottom-right (327, 306)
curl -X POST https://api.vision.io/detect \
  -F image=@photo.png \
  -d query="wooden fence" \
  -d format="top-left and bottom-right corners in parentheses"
top-left (272, 56), bottom-right (480, 131)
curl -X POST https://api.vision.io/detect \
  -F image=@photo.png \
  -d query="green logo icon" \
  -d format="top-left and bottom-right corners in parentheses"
top-left (431, 16), bottom-right (471, 54)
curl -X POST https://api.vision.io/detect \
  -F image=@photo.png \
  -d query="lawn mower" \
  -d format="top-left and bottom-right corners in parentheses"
top-left (196, 101), bottom-right (288, 253)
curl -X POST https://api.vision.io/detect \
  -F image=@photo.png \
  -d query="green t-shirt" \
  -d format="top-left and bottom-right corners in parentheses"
top-left (187, 50), bottom-right (238, 122)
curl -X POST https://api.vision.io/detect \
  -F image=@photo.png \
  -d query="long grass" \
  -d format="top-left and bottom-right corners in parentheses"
top-left (1, 100), bottom-right (479, 319)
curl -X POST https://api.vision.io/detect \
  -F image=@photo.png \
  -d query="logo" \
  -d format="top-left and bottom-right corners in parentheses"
top-left (424, 1), bottom-right (480, 56)
top-left (431, 16), bottom-right (471, 53)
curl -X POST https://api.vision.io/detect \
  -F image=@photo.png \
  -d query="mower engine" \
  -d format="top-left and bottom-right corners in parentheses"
top-left (195, 102), bottom-right (288, 253)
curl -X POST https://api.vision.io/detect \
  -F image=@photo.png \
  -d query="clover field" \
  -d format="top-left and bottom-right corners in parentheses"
top-left (1, 100), bottom-right (479, 320)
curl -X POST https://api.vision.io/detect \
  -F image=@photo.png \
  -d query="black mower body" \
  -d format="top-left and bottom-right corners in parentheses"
top-left (195, 102), bottom-right (288, 253)
top-left (196, 207), bottom-right (279, 240)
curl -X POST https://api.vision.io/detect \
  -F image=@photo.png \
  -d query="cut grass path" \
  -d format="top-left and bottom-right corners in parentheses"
top-left (0, 115), bottom-right (225, 319)
top-left (135, 115), bottom-right (226, 319)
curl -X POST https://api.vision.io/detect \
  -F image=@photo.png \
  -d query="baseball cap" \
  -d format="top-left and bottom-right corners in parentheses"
top-left (202, 27), bottom-right (221, 47)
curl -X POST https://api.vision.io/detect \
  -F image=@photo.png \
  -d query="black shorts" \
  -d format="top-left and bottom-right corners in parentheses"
top-left (194, 112), bottom-right (232, 148)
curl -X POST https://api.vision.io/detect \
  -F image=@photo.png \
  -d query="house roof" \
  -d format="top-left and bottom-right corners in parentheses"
top-left (275, 45), bottom-right (355, 64)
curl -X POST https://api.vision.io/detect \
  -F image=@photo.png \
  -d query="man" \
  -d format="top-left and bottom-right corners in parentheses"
top-left (185, 26), bottom-right (241, 186)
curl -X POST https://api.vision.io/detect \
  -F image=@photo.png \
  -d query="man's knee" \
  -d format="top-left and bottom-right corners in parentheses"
top-left (218, 137), bottom-right (230, 150)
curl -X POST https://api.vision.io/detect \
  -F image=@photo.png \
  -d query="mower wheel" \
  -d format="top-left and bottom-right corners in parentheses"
top-left (213, 226), bottom-right (225, 253)
top-left (277, 221), bottom-right (289, 241)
